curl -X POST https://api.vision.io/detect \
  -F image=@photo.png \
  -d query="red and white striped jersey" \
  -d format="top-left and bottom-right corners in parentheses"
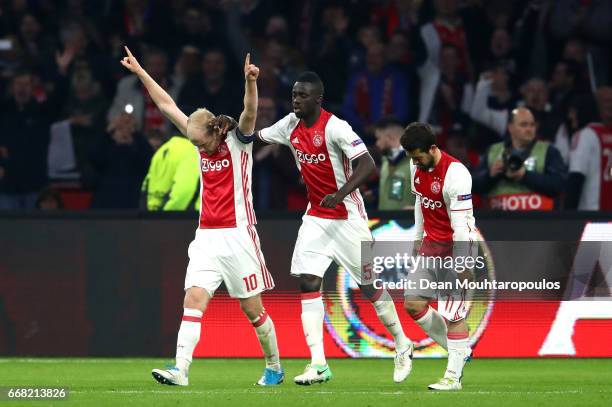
top-left (569, 123), bottom-right (612, 210)
top-left (259, 109), bottom-right (368, 220)
top-left (410, 151), bottom-right (476, 254)
top-left (197, 128), bottom-right (256, 229)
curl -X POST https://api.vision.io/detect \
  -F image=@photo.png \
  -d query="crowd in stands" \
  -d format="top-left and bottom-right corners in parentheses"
top-left (0, 0), bottom-right (611, 211)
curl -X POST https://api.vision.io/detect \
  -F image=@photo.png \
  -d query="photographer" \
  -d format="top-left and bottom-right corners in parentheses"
top-left (472, 107), bottom-right (566, 211)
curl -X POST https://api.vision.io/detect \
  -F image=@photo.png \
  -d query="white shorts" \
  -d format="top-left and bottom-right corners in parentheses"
top-left (185, 225), bottom-right (274, 299)
top-left (291, 215), bottom-right (373, 284)
top-left (404, 257), bottom-right (468, 322)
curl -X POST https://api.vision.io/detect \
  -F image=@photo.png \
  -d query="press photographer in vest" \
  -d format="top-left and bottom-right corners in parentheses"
top-left (472, 107), bottom-right (566, 210)
top-left (375, 117), bottom-right (415, 210)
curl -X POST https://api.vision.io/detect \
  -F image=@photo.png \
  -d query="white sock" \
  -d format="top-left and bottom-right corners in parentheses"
top-left (301, 292), bottom-right (326, 366)
top-left (445, 332), bottom-right (470, 380)
top-left (372, 290), bottom-right (412, 352)
top-left (251, 310), bottom-right (281, 371)
top-left (175, 308), bottom-right (203, 374)
top-left (414, 306), bottom-right (448, 350)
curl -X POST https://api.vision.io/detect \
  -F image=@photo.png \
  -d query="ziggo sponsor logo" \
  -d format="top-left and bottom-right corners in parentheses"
top-left (421, 196), bottom-right (443, 209)
top-left (201, 158), bottom-right (230, 172)
top-left (296, 149), bottom-right (327, 164)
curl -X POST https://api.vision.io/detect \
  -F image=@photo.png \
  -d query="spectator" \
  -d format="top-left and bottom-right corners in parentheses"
top-left (466, 63), bottom-right (515, 150)
top-left (521, 78), bottom-right (563, 141)
top-left (173, 46), bottom-right (202, 85)
top-left (171, 7), bottom-right (224, 58)
top-left (562, 38), bottom-right (586, 65)
top-left (15, 13), bottom-right (56, 75)
top-left (35, 187), bottom-right (64, 210)
top-left (484, 28), bottom-right (516, 75)
top-left (90, 112), bottom-right (152, 209)
top-left (61, 68), bottom-right (109, 183)
top-left (445, 123), bottom-right (480, 171)
top-left (54, 21), bottom-right (109, 92)
top-left (311, 4), bottom-right (352, 110)
top-left (419, 0), bottom-right (472, 77)
top-left (253, 96), bottom-right (306, 210)
top-left (386, 30), bottom-right (415, 70)
top-left (58, 0), bottom-right (105, 53)
top-left (471, 76), bottom-right (561, 141)
top-left (553, 93), bottom-right (599, 164)
top-left (417, 0), bottom-right (474, 124)
top-left (342, 42), bottom-right (409, 138)
top-left (374, 117), bottom-right (415, 210)
top-left (421, 44), bottom-right (473, 141)
top-left (0, 70), bottom-right (53, 209)
top-left (446, 123), bottom-right (483, 207)
top-left (264, 14), bottom-right (290, 44)
top-left (560, 38), bottom-right (593, 92)
top-left (472, 107), bottom-right (566, 211)
top-left (548, 0), bottom-right (612, 86)
top-left (372, 0), bottom-right (421, 39)
top-left (257, 37), bottom-right (301, 113)
top-left (566, 87), bottom-right (612, 210)
top-left (513, 0), bottom-right (551, 82)
top-left (548, 59), bottom-right (581, 115)
top-left (176, 49), bottom-right (242, 119)
top-left (350, 25), bottom-right (382, 71)
top-left (107, 47), bottom-right (180, 136)
top-left (108, 0), bottom-right (173, 48)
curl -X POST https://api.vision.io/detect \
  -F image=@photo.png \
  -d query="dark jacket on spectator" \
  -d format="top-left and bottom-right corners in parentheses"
top-left (0, 100), bottom-right (52, 194)
top-left (90, 132), bottom-right (152, 209)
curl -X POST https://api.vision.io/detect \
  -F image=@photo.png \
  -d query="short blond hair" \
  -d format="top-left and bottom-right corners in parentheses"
top-left (188, 108), bottom-right (215, 131)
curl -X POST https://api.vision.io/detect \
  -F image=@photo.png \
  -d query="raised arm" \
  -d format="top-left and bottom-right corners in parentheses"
top-left (238, 53), bottom-right (259, 135)
top-left (470, 77), bottom-right (508, 136)
top-left (120, 46), bottom-right (188, 135)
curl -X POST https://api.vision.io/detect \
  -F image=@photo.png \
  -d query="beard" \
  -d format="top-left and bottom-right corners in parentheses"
top-left (416, 155), bottom-right (435, 170)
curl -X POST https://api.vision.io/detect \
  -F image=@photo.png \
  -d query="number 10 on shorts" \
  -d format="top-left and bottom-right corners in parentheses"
top-left (243, 273), bottom-right (258, 292)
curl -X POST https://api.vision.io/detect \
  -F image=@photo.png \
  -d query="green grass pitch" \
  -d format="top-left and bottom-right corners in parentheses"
top-left (1, 358), bottom-right (611, 406)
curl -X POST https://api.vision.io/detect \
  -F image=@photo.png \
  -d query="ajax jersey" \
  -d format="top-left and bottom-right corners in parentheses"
top-left (410, 151), bottom-right (476, 243)
top-left (197, 128), bottom-right (256, 229)
top-left (259, 109), bottom-right (368, 220)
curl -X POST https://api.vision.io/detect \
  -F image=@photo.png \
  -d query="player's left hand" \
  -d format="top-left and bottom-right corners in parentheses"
top-left (209, 115), bottom-right (236, 138)
top-left (320, 193), bottom-right (342, 208)
top-left (244, 53), bottom-right (259, 82)
top-left (121, 46), bottom-right (143, 75)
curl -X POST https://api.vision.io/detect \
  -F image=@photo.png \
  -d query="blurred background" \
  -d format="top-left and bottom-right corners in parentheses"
top-left (0, 0), bottom-right (610, 212)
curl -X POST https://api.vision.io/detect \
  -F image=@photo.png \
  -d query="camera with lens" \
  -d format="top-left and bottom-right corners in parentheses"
top-left (502, 150), bottom-right (525, 172)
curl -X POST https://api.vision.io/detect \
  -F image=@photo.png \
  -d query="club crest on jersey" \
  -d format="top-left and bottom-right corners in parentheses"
top-left (431, 181), bottom-right (441, 194)
top-left (313, 131), bottom-right (323, 147)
